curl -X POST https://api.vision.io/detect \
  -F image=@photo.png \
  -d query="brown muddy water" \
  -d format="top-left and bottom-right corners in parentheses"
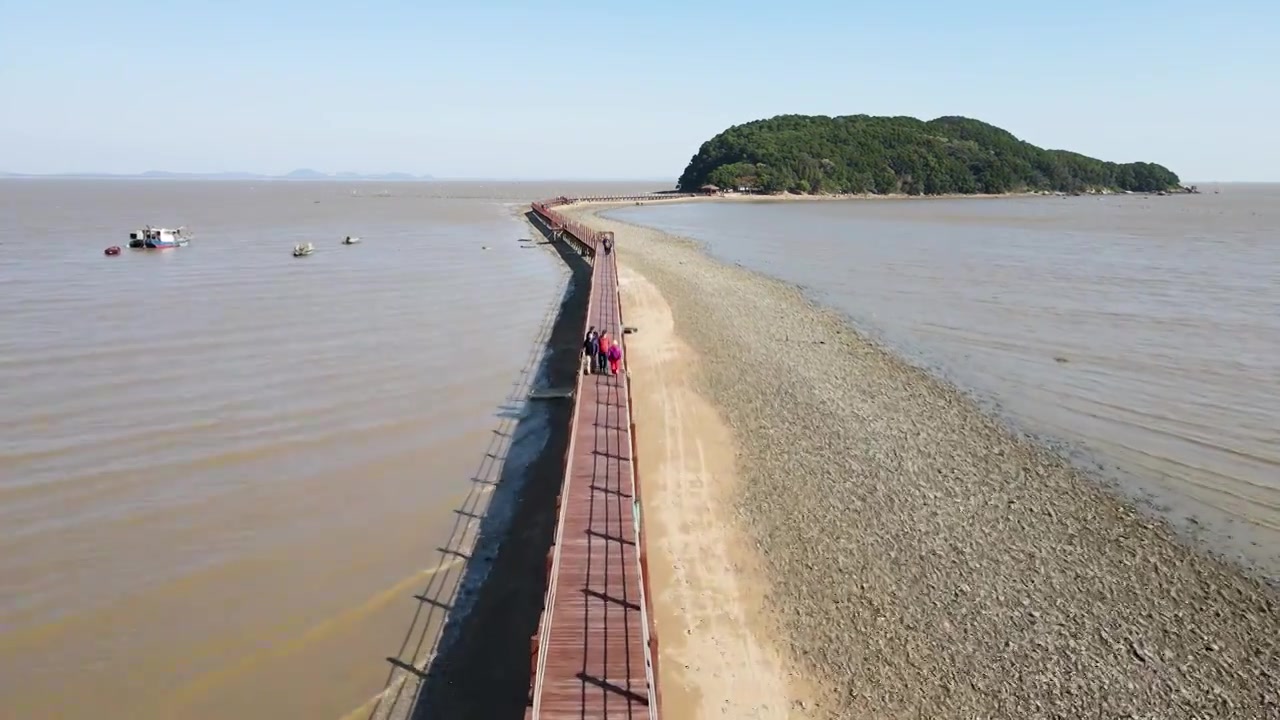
top-left (0, 179), bottom-right (655, 719)
top-left (607, 185), bottom-right (1280, 583)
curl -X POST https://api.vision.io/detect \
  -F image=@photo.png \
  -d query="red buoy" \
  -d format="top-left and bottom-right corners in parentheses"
top-left (104, 246), bottom-right (122, 256)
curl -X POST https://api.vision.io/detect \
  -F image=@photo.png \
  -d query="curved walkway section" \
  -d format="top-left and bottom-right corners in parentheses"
top-left (526, 199), bottom-right (660, 720)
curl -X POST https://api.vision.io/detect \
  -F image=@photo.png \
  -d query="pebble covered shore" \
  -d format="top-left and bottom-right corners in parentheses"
top-left (561, 202), bottom-right (1279, 720)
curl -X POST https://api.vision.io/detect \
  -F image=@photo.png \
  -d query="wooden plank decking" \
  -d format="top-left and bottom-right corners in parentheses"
top-left (527, 206), bottom-right (658, 719)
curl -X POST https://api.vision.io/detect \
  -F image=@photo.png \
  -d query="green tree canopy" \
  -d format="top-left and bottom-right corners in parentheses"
top-left (677, 115), bottom-right (1181, 195)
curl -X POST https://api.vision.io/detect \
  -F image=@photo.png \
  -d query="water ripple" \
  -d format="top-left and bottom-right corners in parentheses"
top-left (0, 179), bottom-right (600, 719)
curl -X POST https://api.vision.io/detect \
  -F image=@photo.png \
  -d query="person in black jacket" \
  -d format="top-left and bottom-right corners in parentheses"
top-left (582, 327), bottom-right (598, 375)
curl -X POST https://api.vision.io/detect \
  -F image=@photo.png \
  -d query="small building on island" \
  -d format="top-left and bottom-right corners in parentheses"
top-left (699, 184), bottom-right (721, 196)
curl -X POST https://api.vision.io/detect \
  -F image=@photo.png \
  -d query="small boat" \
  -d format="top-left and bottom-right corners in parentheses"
top-left (104, 246), bottom-right (122, 256)
top-left (128, 226), bottom-right (190, 249)
top-left (342, 235), bottom-right (362, 245)
top-left (293, 242), bottom-right (315, 257)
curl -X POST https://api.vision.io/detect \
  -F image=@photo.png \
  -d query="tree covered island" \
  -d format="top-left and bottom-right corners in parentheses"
top-left (677, 115), bottom-right (1183, 196)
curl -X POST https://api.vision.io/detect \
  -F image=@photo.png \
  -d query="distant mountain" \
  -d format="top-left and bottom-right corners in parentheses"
top-left (283, 168), bottom-right (329, 179)
top-left (137, 170), bottom-right (265, 180)
top-left (0, 169), bottom-right (435, 181)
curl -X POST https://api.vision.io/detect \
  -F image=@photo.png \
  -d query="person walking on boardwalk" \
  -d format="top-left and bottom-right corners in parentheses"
top-left (596, 329), bottom-right (611, 374)
top-left (607, 338), bottom-right (623, 375)
top-left (582, 326), bottom-right (598, 375)
top-left (601, 236), bottom-right (613, 255)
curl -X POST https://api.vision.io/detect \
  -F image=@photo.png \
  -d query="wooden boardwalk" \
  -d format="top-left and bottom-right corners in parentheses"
top-left (527, 202), bottom-right (659, 720)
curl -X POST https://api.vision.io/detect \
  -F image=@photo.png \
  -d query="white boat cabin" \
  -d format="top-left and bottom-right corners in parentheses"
top-left (128, 226), bottom-right (189, 248)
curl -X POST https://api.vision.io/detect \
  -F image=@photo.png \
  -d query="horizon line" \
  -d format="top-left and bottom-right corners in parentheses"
top-left (0, 171), bottom-right (679, 183)
top-left (1, 171), bottom-right (1270, 184)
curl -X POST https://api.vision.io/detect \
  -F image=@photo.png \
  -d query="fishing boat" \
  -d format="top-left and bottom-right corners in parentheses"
top-left (128, 226), bottom-right (190, 249)
top-left (342, 235), bottom-right (361, 245)
top-left (293, 242), bottom-right (315, 257)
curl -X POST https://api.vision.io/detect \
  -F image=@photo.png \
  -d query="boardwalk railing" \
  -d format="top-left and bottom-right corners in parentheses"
top-left (526, 197), bottom-right (663, 719)
top-left (531, 194), bottom-right (700, 255)
top-left (525, 196), bottom-right (598, 712)
top-left (618, 279), bottom-right (662, 716)
top-left (564, 193), bottom-right (700, 203)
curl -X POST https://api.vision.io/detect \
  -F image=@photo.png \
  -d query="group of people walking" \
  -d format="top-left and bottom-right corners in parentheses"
top-left (583, 326), bottom-right (622, 375)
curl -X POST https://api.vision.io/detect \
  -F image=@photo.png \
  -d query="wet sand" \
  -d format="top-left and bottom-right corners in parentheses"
top-left (618, 265), bottom-right (816, 719)
top-left (562, 200), bottom-right (1280, 719)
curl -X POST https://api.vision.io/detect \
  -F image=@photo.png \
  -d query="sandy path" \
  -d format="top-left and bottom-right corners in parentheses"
top-left (619, 265), bottom-right (817, 719)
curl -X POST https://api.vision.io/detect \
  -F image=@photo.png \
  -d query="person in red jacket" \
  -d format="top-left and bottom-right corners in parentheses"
top-left (596, 330), bottom-right (611, 373)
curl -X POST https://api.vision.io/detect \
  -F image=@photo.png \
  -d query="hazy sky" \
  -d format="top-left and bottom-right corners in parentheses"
top-left (2, 0), bottom-right (1275, 180)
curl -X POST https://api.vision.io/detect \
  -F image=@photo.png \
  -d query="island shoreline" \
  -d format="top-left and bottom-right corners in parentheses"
top-left (602, 188), bottom-right (1196, 212)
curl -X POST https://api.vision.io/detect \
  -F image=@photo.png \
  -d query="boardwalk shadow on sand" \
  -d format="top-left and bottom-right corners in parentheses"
top-left (364, 214), bottom-right (592, 720)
